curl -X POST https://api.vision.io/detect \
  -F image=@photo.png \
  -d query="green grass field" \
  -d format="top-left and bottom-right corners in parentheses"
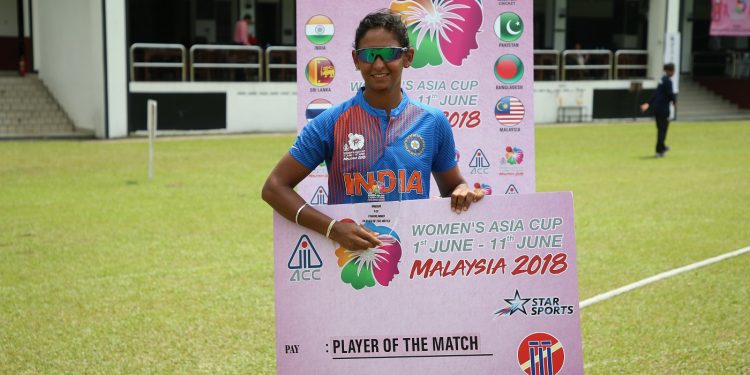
top-left (1, 121), bottom-right (749, 374)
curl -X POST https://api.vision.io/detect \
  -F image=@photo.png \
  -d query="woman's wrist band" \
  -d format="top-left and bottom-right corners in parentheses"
top-left (294, 203), bottom-right (308, 225)
top-left (325, 219), bottom-right (337, 239)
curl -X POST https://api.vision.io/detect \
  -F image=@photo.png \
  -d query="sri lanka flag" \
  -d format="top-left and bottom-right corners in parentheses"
top-left (306, 57), bottom-right (335, 86)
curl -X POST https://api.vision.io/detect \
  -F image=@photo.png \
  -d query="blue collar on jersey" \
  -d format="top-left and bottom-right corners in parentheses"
top-left (356, 88), bottom-right (410, 119)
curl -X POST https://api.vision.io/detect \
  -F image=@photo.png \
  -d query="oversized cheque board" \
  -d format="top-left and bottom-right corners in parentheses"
top-left (274, 193), bottom-right (584, 374)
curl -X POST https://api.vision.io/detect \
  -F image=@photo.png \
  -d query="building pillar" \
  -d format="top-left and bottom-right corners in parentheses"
top-left (553, 0), bottom-right (566, 51)
top-left (544, 0), bottom-right (555, 49)
top-left (681, 0), bottom-right (694, 73)
top-left (648, 0), bottom-right (681, 79)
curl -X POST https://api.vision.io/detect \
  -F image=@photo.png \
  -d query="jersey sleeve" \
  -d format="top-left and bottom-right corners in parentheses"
top-left (289, 115), bottom-right (334, 170)
top-left (431, 112), bottom-right (458, 173)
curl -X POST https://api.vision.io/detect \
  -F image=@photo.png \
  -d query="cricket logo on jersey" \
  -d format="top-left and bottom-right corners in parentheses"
top-left (404, 133), bottom-right (425, 157)
top-left (343, 133), bottom-right (366, 161)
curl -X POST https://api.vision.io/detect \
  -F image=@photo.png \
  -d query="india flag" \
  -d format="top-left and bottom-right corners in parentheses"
top-left (305, 15), bottom-right (334, 45)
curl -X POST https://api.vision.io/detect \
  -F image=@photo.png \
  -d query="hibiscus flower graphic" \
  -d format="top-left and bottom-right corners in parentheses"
top-left (389, 0), bottom-right (483, 67)
top-left (335, 220), bottom-right (402, 290)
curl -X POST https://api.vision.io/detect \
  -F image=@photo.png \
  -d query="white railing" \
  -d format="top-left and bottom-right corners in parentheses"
top-left (189, 44), bottom-right (263, 81)
top-left (265, 46), bottom-right (297, 82)
top-left (533, 49), bottom-right (560, 81)
top-left (129, 43), bottom-right (186, 81)
top-left (614, 50), bottom-right (648, 79)
top-left (561, 49), bottom-right (613, 80)
top-left (128, 44), bottom-right (663, 83)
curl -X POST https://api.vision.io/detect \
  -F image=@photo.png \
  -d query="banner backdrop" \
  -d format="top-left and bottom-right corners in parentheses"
top-left (711, 0), bottom-right (750, 36)
top-left (296, 0), bottom-right (536, 206)
top-left (274, 193), bottom-right (583, 374)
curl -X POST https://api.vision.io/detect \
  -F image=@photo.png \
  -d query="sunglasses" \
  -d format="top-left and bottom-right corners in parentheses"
top-left (355, 47), bottom-right (408, 63)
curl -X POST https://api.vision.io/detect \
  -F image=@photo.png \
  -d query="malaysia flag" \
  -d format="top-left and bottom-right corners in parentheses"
top-left (495, 96), bottom-right (525, 126)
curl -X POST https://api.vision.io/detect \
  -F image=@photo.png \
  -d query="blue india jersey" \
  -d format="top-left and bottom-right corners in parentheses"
top-left (290, 89), bottom-right (457, 204)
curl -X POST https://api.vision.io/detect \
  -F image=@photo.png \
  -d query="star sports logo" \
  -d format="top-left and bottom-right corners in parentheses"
top-left (494, 289), bottom-right (530, 317)
top-left (335, 220), bottom-right (402, 290)
top-left (389, 0), bottom-right (483, 67)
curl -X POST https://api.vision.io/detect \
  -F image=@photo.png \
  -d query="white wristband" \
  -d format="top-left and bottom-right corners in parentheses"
top-left (325, 219), bottom-right (337, 239)
top-left (294, 203), bottom-right (308, 225)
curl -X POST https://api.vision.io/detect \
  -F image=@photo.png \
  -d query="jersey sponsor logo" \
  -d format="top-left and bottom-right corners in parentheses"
top-left (343, 169), bottom-right (424, 197)
top-left (404, 133), bottom-right (425, 157)
top-left (343, 133), bottom-right (366, 161)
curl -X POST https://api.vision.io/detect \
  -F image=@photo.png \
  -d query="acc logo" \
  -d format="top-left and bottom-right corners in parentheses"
top-left (469, 148), bottom-right (490, 174)
top-left (505, 184), bottom-right (519, 194)
top-left (310, 186), bottom-right (328, 205)
top-left (335, 220), bottom-right (402, 290)
top-left (288, 235), bottom-right (323, 282)
top-left (517, 332), bottom-right (565, 375)
top-left (404, 133), bottom-right (425, 157)
top-left (389, 0), bottom-right (483, 67)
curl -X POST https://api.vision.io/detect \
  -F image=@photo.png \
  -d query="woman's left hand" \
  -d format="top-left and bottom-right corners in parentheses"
top-left (450, 183), bottom-right (485, 213)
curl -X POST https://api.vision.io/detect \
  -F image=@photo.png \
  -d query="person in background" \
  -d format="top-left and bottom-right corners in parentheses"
top-left (640, 63), bottom-right (677, 158)
top-left (233, 14), bottom-right (257, 46)
top-left (262, 10), bottom-right (484, 251)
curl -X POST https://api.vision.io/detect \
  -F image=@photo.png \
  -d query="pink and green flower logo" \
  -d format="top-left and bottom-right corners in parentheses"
top-left (389, 0), bottom-right (484, 68)
top-left (335, 220), bottom-right (402, 290)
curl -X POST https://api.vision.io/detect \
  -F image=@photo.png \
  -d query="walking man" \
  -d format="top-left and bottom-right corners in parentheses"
top-left (641, 63), bottom-right (677, 158)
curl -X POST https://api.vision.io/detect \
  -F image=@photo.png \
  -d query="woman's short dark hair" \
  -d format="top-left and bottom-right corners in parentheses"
top-left (354, 10), bottom-right (410, 49)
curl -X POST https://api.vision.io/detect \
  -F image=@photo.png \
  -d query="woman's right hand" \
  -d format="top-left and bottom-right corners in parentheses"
top-left (329, 220), bottom-right (381, 251)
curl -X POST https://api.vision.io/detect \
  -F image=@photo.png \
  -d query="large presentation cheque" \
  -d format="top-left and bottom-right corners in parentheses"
top-left (274, 192), bottom-right (583, 374)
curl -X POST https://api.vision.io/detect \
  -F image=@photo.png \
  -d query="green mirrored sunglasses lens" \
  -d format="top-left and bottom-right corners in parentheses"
top-left (357, 48), bottom-right (403, 63)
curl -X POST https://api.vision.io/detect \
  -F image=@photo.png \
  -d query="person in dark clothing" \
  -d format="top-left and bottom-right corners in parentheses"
top-left (640, 63), bottom-right (677, 158)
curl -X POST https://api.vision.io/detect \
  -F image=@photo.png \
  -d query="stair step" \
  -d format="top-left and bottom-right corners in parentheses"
top-left (0, 74), bottom-right (77, 138)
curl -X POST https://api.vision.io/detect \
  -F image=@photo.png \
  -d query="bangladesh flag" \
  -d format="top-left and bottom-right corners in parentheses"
top-left (494, 54), bottom-right (524, 84)
top-left (305, 15), bottom-right (334, 45)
